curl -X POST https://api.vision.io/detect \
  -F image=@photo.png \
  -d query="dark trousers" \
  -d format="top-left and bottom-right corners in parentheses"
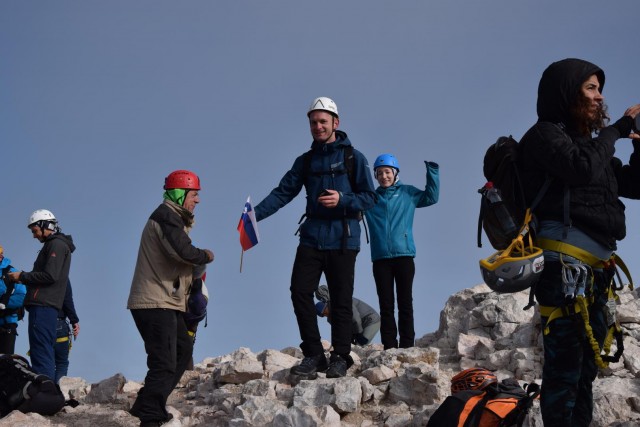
top-left (373, 257), bottom-right (415, 349)
top-left (0, 323), bottom-right (18, 354)
top-left (27, 306), bottom-right (58, 380)
top-left (535, 261), bottom-right (611, 427)
top-left (130, 309), bottom-right (193, 423)
top-left (291, 245), bottom-right (357, 357)
top-left (54, 318), bottom-right (71, 383)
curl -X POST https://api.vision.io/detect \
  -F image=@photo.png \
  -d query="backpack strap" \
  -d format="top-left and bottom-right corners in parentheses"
top-left (477, 198), bottom-right (486, 248)
top-left (300, 145), bottom-right (365, 250)
top-left (461, 391), bottom-right (490, 427)
top-left (302, 145), bottom-right (356, 190)
top-left (343, 144), bottom-right (356, 191)
top-left (500, 382), bottom-right (541, 427)
top-left (0, 266), bottom-right (15, 315)
top-left (562, 183), bottom-right (570, 239)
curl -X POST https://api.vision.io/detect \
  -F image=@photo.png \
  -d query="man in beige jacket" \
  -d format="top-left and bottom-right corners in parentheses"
top-left (127, 170), bottom-right (214, 427)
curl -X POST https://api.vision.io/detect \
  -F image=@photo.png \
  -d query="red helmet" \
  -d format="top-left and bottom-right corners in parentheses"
top-left (451, 368), bottom-right (498, 394)
top-left (164, 170), bottom-right (201, 190)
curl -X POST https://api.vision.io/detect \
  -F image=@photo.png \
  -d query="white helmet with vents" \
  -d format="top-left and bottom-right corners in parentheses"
top-left (307, 97), bottom-right (339, 118)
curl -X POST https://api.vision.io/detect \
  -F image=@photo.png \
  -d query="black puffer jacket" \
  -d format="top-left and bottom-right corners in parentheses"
top-left (519, 58), bottom-right (640, 249)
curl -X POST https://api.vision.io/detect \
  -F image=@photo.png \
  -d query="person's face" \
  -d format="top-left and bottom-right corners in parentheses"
top-left (183, 190), bottom-right (200, 213)
top-left (376, 167), bottom-right (396, 188)
top-left (580, 74), bottom-right (604, 121)
top-left (309, 111), bottom-right (339, 144)
top-left (29, 225), bottom-right (46, 242)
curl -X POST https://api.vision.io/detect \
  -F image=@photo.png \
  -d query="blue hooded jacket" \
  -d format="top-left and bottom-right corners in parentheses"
top-left (255, 130), bottom-right (376, 250)
top-left (365, 161), bottom-right (440, 261)
top-left (0, 257), bottom-right (27, 326)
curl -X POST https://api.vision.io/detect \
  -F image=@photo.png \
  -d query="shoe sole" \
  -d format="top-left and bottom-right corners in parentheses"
top-left (326, 372), bottom-right (346, 379)
top-left (289, 364), bottom-right (328, 377)
top-left (290, 370), bottom-right (319, 380)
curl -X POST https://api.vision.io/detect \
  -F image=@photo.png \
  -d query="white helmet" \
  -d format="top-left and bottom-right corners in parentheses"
top-left (28, 209), bottom-right (57, 228)
top-left (307, 97), bottom-right (339, 118)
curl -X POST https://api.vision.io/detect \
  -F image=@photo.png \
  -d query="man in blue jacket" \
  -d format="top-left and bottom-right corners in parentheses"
top-left (254, 97), bottom-right (376, 379)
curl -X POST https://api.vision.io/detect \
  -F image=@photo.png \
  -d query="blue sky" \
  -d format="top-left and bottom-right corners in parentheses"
top-left (2, 1), bottom-right (640, 383)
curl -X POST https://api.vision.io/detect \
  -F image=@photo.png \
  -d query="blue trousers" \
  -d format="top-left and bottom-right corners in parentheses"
top-left (26, 306), bottom-right (58, 380)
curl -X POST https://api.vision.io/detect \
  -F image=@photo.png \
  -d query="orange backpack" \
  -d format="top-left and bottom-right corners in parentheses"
top-left (428, 379), bottom-right (540, 427)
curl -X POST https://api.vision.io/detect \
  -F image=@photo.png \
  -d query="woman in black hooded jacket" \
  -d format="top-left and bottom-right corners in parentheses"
top-left (519, 58), bottom-right (640, 427)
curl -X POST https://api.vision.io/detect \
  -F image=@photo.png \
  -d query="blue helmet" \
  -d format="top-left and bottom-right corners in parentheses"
top-left (373, 154), bottom-right (400, 172)
top-left (315, 301), bottom-right (328, 317)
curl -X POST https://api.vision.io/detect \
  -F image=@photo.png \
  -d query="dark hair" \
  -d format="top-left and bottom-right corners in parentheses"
top-left (570, 92), bottom-right (609, 136)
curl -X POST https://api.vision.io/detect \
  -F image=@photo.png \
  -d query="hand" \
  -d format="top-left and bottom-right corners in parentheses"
top-left (623, 104), bottom-right (640, 119)
top-left (353, 333), bottom-right (368, 346)
top-left (425, 160), bottom-right (439, 168)
top-left (72, 323), bottom-right (80, 338)
top-left (6, 271), bottom-right (22, 283)
top-left (318, 189), bottom-right (339, 208)
top-left (624, 104), bottom-right (640, 140)
top-left (204, 249), bottom-right (214, 263)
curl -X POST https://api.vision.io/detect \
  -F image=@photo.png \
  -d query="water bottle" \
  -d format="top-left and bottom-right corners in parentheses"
top-left (483, 182), bottom-right (518, 238)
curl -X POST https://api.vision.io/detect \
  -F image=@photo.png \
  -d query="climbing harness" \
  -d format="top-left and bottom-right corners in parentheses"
top-left (536, 238), bottom-right (632, 369)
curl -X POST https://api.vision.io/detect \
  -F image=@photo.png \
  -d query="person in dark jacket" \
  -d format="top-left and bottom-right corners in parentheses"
top-left (519, 58), bottom-right (640, 427)
top-left (127, 170), bottom-right (214, 427)
top-left (8, 210), bottom-right (75, 381)
top-left (54, 280), bottom-right (79, 383)
top-left (364, 154), bottom-right (439, 349)
top-left (0, 244), bottom-right (27, 354)
top-left (254, 97), bottom-right (376, 379)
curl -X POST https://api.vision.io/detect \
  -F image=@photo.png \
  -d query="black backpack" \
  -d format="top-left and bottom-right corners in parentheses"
top-left (0, 354), bottom-right (65, 418)
top-left (427, 379), bottom-right (540, 427)
top-left (184, 276), bottom-right (208, 333)
top-left (477, 136), bottom-right (552, 250)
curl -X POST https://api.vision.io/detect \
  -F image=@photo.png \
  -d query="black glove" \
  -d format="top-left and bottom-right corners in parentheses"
top-left (612, 115), bottom-right (634, 137)
top-left (353, 333), bottom-right (368, 346)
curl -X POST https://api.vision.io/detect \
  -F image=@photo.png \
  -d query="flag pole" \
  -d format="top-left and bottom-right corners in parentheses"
top-left (240, 249), bottom-right (244, 273)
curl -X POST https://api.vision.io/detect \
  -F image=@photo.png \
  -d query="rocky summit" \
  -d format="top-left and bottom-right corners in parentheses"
top-left (3, 284), bottom-right (640, 426)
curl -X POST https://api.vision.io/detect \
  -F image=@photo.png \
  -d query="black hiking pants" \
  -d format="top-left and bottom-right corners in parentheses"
top-left (536, 261), bottom-right (612, 427)
top-left (0, 323), bottom-right (18, 354)
top-left (291, 245), bottom-right (357, 357)
top-left (373, 256), bottom-right (415, 349)
top-left (130, 309), bottom-right (193, 423)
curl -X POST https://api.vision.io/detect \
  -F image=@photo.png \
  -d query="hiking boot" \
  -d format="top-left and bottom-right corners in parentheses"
top-left (326, 354), bottom-right (348, 378)
top-left (290, 354), bottom-right (328, 378)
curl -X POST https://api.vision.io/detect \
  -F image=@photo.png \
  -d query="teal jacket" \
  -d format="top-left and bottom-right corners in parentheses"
top-left (365, 161), bottom-right (440, 261)
top-left (0, 257), bottom-right (27, 325)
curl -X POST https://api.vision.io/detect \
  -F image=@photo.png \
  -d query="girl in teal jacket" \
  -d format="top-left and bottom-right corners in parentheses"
top-left (364, 154), bottom-right (439, 349)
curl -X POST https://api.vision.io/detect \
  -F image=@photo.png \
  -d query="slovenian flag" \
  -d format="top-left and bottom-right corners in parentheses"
top-left (237, 197), bottom-right (259, 251)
